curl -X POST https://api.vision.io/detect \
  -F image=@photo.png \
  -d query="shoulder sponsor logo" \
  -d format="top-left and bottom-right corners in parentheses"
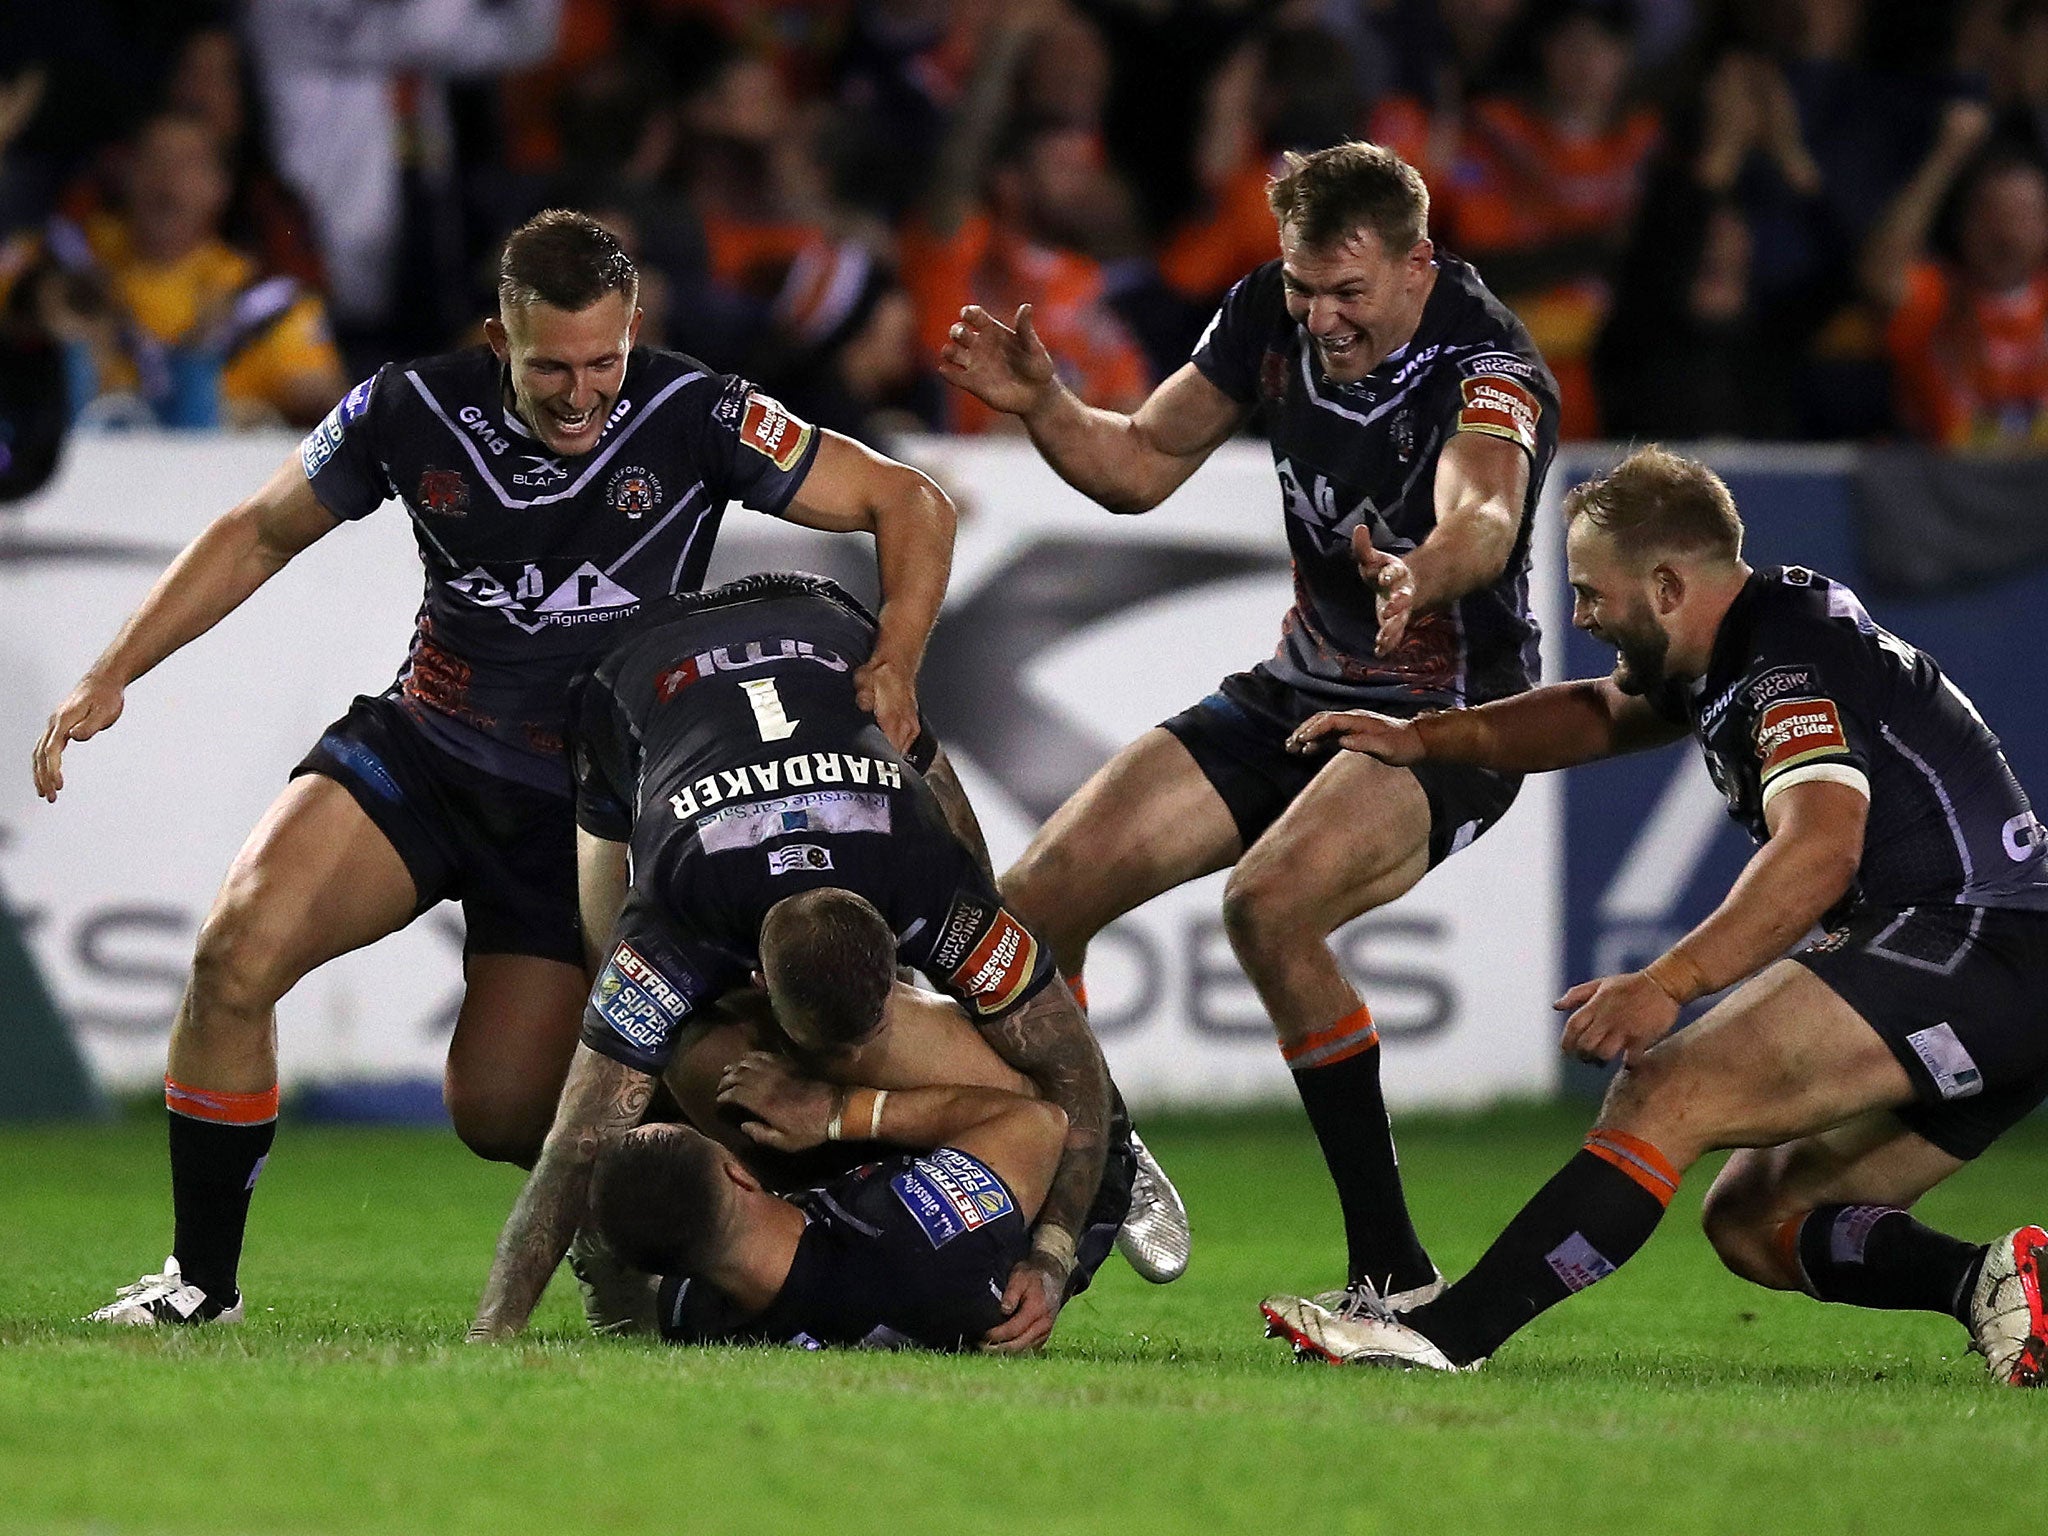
top-left (712, 376), bottom-right (750, 427)
top-left (512, 454), bottom-right (568, 487)
top-left (655, 640), bottom-right (850, 702)
top-left (592, 941), bottom-right (692, 1051)
top-left (931, 893), bottom-right (993, 975)
top-left (1456, 374), bottom-right (1540, 452)
top-left (1743, 666), bottom-right (1815, 714)
top-left (606, 464), bottom-right (662, 518)
top-left (454, 405), bottom-right (510, 455)
top-left (1457, 349), bottom-right (1541, 384)
top-left (947, 908), bottom-right (1040, 1017)
top-left (417, 469), bottom-right (469, 517)
top-left (1755, 697), bottom-right (1849, 779)
top-left (300, 412), bottom-right (345, 479)
top-left (339, 376), bottom-right (374, 422)
top-left (891, 1147), bottom-right (1015, 1248)
top-left (767, 842), bottom-right (834, 875)
top-left (738, 393), bottom-right (814, 473)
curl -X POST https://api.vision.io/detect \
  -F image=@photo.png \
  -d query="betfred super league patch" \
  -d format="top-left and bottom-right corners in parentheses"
top-left (1755, 697), bottom-right (1850, 781)
top-left (891, 1148), bottom-right (1016, 1248)
top-left (591, 941), bottom-right (691, 1054)
top-left (738, 394), bottom-right (814, 473)
top-left (1456, 374), bottom-right (1541, 453)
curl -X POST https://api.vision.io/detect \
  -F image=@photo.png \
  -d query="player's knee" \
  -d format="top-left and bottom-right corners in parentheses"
top-left (187, 900), bottom-right (297, 1027)
top-left (1699, 1166), bottom-right (1805, 1290)
top-left (1001, 842), bottom-right (1090, 954)
top-left (1219, 862), bottom-right (1298, 959)
top-left (444, 1081), bottom-right (550, 1168)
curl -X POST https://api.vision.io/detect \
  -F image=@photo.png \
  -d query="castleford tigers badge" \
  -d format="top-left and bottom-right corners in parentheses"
top-left (606, 465), bottom-right (663, 518)
top-left (417, 469), bottom-right (468, 516)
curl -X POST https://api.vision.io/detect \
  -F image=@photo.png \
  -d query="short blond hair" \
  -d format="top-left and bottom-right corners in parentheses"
top-left (1564, 446), bottom-right (1744, 565)
top-left (1267, 140), bottom-right (1430, 254)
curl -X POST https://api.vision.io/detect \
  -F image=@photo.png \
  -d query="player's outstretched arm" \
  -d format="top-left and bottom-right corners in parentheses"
top-left (972, 982), bottom-right (1112, 1352)
top-left (939, 312), bottom-right (1247, 513)
top-left (32, 453), bottom-right (339, 801)
top-left (1288, 678), bottom-right (1690, 771)
top-left (1357, 430), bottom-right (1528, 656)
top-left (469, 1042), bottom-right (655, 1340)
top-left (780, 433), bottom-right (956, 756)
top-left (1557, 778), bottom-right (1868, 1065)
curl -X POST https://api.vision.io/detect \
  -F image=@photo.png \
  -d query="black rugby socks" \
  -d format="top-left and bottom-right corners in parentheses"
top-left (166, 1077), bottom-right (279, 1304)
top-left (1790, 1205), bottom-right (1987, 1322)
top-left (1286, 1008), bottom-right (1437, 1296)
top-left (1405, 1130), bottom-right (1679, 1367)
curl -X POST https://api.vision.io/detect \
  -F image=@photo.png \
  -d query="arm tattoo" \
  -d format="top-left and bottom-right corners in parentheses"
top-left (978, 985), bottom-right (1111, 1246)
top-left (469, 1049), bottom-right (655, 1338)
top-left (923, 747), bottom-right (996, 881)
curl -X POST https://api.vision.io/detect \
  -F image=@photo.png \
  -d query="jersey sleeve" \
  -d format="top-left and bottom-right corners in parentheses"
top-left (1741, 607), bottom-right (1874, 813)
top-left (906, 858), bottom-right (1057, 1023)
top-left (704, 374), bottom-right (826, 517)
top-left (1190, 262), bottom-right (1282, 404)
top-left (568, 670), bottom-right (635, 840)
top-left (1449, 348), bottom-right (1554, 461)
top-left (297, 367), bottom-right (393, 519)
top-left (580, 895), bottom-right (729, 1073)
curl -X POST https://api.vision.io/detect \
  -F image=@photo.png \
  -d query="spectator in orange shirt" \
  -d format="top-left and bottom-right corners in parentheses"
top-left (16, 111), bottom-right (345, 428)
top-left (1379, 1), bottom-right (1658, 437)
top-left (1864, 99), bottom-right (2048, 451)
top-left (900, 4), bottom-right (1149, 434)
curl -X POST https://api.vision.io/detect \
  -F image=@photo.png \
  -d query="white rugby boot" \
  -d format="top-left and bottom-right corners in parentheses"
top-left (568, 1226), bottom-right (659, 1337)
top-left (1968, 1225), bottom-right (2047, 1387)
top-left (1259, 1289), bottom-right (1468, 1372)
top-left (86, 1256), bottom-right (244, 1326)
top-left (1310, 1266), bottom-right (1446, 1318)
top-left (1115, 1131), bottom-right (1192, 1283)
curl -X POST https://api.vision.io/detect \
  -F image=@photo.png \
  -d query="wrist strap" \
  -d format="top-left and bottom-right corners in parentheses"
top-left (1643, 948), bottom-right (1709, 1006)
top-left (867, 1088), bottom-right (888, 1140)
top-left (1031, 1224), bottom-right (1077, 1274)
top-left (825, 1088), bottom-right (849, 1142)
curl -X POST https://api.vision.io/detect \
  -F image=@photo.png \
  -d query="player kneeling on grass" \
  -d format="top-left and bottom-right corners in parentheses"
top-left (1261, 446), bottom-right (2048, 1386)
top-left (592, 1058), bottom-right (1063, 1351)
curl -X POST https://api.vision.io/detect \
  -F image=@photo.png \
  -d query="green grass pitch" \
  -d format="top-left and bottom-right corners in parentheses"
top-left (3, 1102), bottom-right (2042, 1535)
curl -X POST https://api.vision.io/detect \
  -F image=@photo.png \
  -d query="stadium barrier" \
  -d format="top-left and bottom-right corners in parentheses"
top-left (4, 434), bottom-right (2039, 1113)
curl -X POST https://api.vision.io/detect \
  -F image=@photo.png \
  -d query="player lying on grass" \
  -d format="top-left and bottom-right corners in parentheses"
top-left (468, 573), bottom-right (1186, 1349)
top-left (593, 1067), bottom-right (1064, 1353)
top-left (1261, 446), bottom-right (2048, 1385)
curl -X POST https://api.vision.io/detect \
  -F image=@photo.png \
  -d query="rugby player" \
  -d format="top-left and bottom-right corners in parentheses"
top-left (39, 211), bottom-right (958, 1326)
top-left (593, 1059), bottom-right (1067, 1353)
top-left (467, 573), bottom-right (1157, 1350)
top-left (940, 140), bottom-right (1559, 1311)
top-left (1262, 448), bottom-right (2048, 1385)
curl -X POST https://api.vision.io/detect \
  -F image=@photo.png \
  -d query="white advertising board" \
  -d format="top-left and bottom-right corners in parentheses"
top-left (0, 432), bottom-right (1560, 1109)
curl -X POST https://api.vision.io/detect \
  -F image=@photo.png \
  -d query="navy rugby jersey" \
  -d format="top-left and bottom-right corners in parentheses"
top-left (1192, 255), bottom-right (1560, 708)
top-left (296, 345), bottom-right (823, 790)
top-left (1649, 567), bottom-right (2048, 915)
top-left (571, 574), bottom-right (1055, 1073)
top-left (660, 1146), bottom-right (1027, 1351)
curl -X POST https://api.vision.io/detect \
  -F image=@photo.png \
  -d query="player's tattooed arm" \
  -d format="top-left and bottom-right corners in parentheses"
top-left (975, 982), bottom-right (1112, 1351)
top-left (923, 746), bottom-right (996, 881)
top-left (468, 1044), bottom-right (654, 1341)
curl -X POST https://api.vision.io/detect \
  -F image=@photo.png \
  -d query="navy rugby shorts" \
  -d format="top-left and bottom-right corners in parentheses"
top-left (1795, 903), bottom-right (2048, 1160)
top-left (1160, 663), bottom-right (1523, 863)
top-left (292, 694), bottom-right (583, 965)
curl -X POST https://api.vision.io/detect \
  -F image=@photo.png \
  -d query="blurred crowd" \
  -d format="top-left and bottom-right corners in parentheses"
top-left (5, 0), bottom-right (2048, 453)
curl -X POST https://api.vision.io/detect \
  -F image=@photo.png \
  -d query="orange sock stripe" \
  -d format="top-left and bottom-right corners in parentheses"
top-left (165, 1077), bottom-right (280, 1126)
top-left (1283, 1006), bottom-right (1380, 1071)
top-left (1064, 973), bottom-right (1088, 1013)
top-left (1583, 1129), bottom-right (1680, 1207)
top-left (1776, 1214), bottom-right (1816, 1295)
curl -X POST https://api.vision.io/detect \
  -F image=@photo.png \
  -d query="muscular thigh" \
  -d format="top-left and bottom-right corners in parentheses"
top-left (1230, 748), bottom-right (1434, 928)
top-left (1001, 728), bottom-right (1241, 947)
top-left (442, 952), bottom-right (589, 1165)
top-left (1603, 961), bottom-right (1920, 1164)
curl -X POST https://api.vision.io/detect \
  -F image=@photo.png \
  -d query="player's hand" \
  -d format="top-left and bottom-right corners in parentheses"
top-left (1353, 529), bottom-right (1417, 657)
top-left (1285, 709), bottom-right (1424, 763)
top-left (33, 671), bottom-right (125, 802)
top-left (716, 1051), bottom-right (835, 1151)
top-left (1554, 972), bottom-right (1681, 1066)
top-left (938, 304), bottom-right (1058, 419)
top-left (854, 656), bottom-right (920, 757)
top-left (982, 1251), bottom-right (1067, 1353)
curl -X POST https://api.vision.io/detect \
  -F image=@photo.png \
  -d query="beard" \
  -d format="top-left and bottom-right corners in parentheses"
top-left (1608, 622), bottom-right (1671, 697)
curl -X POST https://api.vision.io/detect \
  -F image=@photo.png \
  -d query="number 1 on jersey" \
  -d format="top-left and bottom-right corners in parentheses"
top-left (741, 677), bottom-right (800, 741)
